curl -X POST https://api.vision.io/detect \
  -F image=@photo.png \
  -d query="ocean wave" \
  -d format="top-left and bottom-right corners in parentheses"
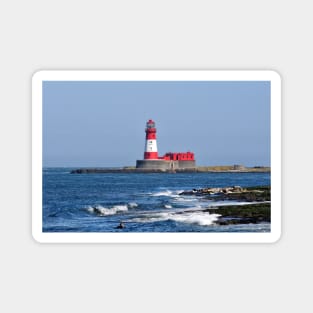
top-left (87, 204), bottom-right (129, 216)
top-left (128, 202), bottom-right (138, 208)
top-left (173, 197), bottom-right (198, 202)
top-left (130, 211), bottom-right (220, 226)
top-left (210, 200), bottom-right (269, 207)
top-left (151, 190), bottom-right (184, 197)
top-left (171, 212), bottom-right (220, 226)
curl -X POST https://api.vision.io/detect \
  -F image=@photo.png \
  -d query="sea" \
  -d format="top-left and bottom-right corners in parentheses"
top-left (43, 168), bottom-right (271, 233)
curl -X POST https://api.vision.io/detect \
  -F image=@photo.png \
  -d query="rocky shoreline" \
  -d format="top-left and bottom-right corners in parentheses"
top-left (180, 185), bottom-right (271, 226)
top-left (205, 203), bottom-right (270, 225)
top-left (180, 185), bottom-right (271, 202)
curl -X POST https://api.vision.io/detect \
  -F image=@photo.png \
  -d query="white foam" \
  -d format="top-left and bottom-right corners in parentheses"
top-left (152, 190), bottom-right (184, 197)
top-left (211, 201), bottom-right (268, 207)
top-left (87, 206), bottom-right (95, 213)
top-left (170, 212), bottom-right (220, 226)
top-left (173, 197), bottom-right (197, 202)
top-left (130, 211), bottom-right (220, 226)
top-left (152, 190), bottom-right (175, 197)
top-left (87, 205), bottom-right (128, 216)
top-left (128, 202), bottom-right (138, 208)
top-left (164, 204), bottom-right (172, 209)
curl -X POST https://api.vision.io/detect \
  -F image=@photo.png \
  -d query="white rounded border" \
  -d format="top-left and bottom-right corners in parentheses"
top-left (32, 70), bottom-right (281, 243)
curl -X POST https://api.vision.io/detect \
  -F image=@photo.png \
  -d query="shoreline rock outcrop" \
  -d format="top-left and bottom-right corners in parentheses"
top-left (179, 186), bottom-right (270, 202)
top-left (204, 203), bottom-right (271, 225)
top-left (181, 185), bottom-right (271, 225)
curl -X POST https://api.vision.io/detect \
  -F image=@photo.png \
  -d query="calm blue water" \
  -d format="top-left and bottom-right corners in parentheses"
top-left (43, 168), bottom-right (271, 232)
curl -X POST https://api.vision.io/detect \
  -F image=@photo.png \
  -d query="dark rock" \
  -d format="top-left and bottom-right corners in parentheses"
top-left (205, 203), bottom-right (271, 225)
top-left (179, 186), bottom-right (270, 202)
top-left (116, 222), bottom-right (125, 229)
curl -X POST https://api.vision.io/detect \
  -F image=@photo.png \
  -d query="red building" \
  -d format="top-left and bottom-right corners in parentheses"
top-left (160, 152), bottom-right (195, 161)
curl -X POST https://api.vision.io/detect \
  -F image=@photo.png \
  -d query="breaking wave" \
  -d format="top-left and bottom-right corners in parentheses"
top-left (87, 204), bottom-right (129, 216)
top-left (171, 212), bottom-right (220, 226)
top-left (128, 202), bottom-right (138, 208)
top-left (151, 190), bottom-right (183, 197)
top-left (130, 211), bottom-right (220, 226)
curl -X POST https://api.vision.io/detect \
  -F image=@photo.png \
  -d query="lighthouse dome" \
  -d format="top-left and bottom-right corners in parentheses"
top-left (146, 119), bottom-right (155, 128)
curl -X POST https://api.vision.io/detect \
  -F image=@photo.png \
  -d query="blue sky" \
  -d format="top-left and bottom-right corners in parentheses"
top-left (43, 81), bottom-right (270, 167)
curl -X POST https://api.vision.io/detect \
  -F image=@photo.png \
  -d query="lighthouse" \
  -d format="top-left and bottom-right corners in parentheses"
top-left (136, 119), bottom-right (196, 171)
top-left (144, 119), bottom-right (158, 159)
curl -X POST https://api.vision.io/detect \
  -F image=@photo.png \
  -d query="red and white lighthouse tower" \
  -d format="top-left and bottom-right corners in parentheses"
top-left (136, 119), bottom-right (196, 170)
top-left (144, 119), bottom-right (158, 159)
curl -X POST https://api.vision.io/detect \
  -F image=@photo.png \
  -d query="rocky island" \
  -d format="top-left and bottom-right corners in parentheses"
top-left (70, 165), bottom-right (270, 174)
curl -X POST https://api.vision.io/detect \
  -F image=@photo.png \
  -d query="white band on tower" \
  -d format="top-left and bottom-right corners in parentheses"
top-left (145, 139), bottom-right (158, 152)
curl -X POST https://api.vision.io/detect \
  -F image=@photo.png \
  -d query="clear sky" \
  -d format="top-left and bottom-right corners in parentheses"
top-left (43, 81), bottom-right (270, 167)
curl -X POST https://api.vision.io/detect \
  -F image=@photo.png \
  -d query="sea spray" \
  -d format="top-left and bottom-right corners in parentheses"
top-left (129, 211), bottom-right (221, 226)
top-left (87, 205), bottom-right (128, 216)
